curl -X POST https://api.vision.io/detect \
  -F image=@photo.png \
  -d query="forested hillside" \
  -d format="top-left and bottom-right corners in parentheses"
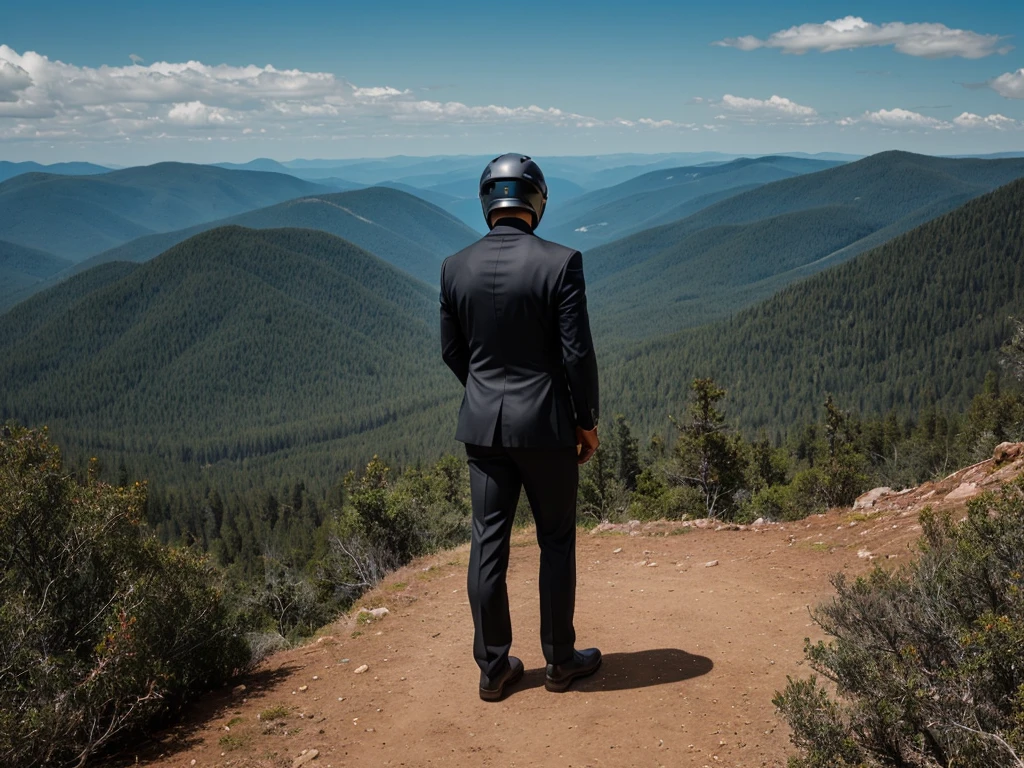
top-left (587, 151), bottom-right (1024, 337)
top-left (539, 156), bottom-right (842, 248)
top-left (0, 239), bottom-right (72, 309)
top-left (0, 163), bottom-right (330, 260)
top-left (0, 226), bottom-right (462, 493)
top-left (66, 187), bottom-right (478, 287)
top-left (600, 177), bottom-right (1024, 439)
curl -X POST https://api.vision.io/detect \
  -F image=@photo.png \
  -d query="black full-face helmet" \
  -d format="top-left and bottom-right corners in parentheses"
top-left (479, 153), bottom-right (548, 229)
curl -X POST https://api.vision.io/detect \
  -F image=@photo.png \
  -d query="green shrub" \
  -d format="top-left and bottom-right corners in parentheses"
top-left (0, 425), bottom-right (248, 766)
top-left (744, 483), bottom-right (795, 522)
top-left (774, 480), bottom-right (1024, 767)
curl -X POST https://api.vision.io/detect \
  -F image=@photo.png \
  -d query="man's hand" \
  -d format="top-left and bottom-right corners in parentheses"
top-left (576, 426), bottom-right (599, 465)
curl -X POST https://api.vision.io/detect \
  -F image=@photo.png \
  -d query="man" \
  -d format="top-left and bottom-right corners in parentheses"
top-left (439, 153), bottom-right (601, 702)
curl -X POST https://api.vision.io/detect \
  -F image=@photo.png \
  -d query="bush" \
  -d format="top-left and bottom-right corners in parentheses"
top-left (743, 483), bottom-right (795, 522)
top-left (774, 480), bottom-right (1024, 767)
top-left (0, 425), bottom-right (248, 766)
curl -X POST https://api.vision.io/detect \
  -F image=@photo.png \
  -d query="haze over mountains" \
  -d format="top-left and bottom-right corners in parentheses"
top-left (537, 155), bottom-right (844, 248)
top-left (71, 187), bottom-right (479, 286)
top-left (0, 163), bottom-right (330, 260)
top-left (0, 160), bottom-right (111, 183)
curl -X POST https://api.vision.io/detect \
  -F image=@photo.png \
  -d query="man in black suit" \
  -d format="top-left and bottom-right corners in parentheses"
top-left (439, 153), bottom-right (602, 701)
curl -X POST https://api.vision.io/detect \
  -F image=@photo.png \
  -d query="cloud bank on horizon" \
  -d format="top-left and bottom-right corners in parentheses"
top-left (0, 11), bottom-right (1021, 161)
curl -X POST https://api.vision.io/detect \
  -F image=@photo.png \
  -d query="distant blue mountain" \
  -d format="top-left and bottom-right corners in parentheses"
top-left (0, 161), bottom-right (110, 183)
top-left (0, 163), bottom-right (330, 261)
top-left (213, 159), bottom-right (362, 189)
top-left (538, 156), bottom-right (844, 248)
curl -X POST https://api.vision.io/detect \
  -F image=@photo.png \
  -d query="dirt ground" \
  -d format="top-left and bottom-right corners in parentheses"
top-left (131, 447), bottom-right (1023, 768)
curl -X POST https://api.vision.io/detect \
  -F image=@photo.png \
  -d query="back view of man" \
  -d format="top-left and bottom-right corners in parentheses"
top-left (439, 153), bottom-right (601, 701)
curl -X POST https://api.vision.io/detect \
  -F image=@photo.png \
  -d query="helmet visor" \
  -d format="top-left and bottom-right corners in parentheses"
top-left (480, 179), bottom-right (531, 202)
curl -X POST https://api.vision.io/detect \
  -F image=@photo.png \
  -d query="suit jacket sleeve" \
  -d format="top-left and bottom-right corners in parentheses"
top-left (557, 251), bottom-right (599, 430)
top-left (439, 259), bottom-right (469, 387)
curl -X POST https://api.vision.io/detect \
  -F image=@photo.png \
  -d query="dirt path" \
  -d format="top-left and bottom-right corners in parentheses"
top-left (132, 499), bottom-right (939, 768)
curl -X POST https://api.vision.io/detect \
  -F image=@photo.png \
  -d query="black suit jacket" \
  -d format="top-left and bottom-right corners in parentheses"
top-left (439, 218), bottom-right (599, 448)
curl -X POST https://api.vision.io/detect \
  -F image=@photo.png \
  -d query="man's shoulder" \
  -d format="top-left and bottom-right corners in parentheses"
top-left (529, 231), bottom-right (580, 261)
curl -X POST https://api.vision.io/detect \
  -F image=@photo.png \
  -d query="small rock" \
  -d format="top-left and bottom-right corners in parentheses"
top-left (752, 517), bottom-right (765, 526)
top-left (298, 685), bottom-right (308, 692)
top-left (853, 486), bottom-right (893, 510)
top-left (945, 482), bottom-right (980, 502)
top-left (354, 664), bottom-right (369, 674)
top-left (231, 684), bottom-right (246, 697)
top-left (312, 675), bottom-right (319, 681)
top-left (358, 607), bottom-right (390, 620)
top-left (857, 549), bottom-right (874, 559)
top-left (994, 441), bottom-right (1024, 464)
top-left (340, 658), bottom-right (350, 663)
top-left (292, 748), bottom-right (319, 768)
top-left (647, 562), bottom-right (658, 568)
top-left (612, 547), bottom-right (623, 554)
top-left (705, 560), bottom-right (719, 568)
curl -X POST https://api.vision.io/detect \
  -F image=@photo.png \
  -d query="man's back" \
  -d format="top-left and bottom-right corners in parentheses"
top-left (440, 217), bottom-right (598, 449)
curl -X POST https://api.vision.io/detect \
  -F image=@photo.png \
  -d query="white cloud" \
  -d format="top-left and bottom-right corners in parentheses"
top-left (991, 69), bottom-right (1024, 99)
top-left (0, 45), bottom-right (693, 146)
top-left (167, 101), bottom-right (231, 126)
top-left (836, 108), bottom-right (1021, 131)
top-left (715, 16), bottom-right (1010, 59)
top-left (0, 58), bottom-right (32, 102)
top-left (861, 108), bottom-right (951, 130)
top-left (720, 94), bottom-right (817, 117)
top-left (129, 54), bottom-right (145, 65)
top-left (712, 94), bottom-right (821, 125)
top-left (953, 112), bottom-right (1020, 129)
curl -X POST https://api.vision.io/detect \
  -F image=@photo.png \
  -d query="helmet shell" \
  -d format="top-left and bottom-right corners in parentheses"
top-left (479, 153), bottom-right (548, 229)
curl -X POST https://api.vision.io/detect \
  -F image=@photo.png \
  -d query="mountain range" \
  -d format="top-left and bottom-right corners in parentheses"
top-left (0, 163), bottom-right (331, 260)
top-left (66, 186), bottom-right (478, 286)
top-left (537, 155), bottom-right (844, 248)
top-left (0, 160), bottom-right (111, 183)
top-left (601, 175), bottom-right (1024, 438)
top-left (2, 149), bottom-right (1022, 489)
top-left (586, 151), bottom-right (1024, 338)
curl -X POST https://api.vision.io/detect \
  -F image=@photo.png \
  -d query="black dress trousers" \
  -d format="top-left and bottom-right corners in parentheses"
top-left (465, 441), bottom-right (579, 679)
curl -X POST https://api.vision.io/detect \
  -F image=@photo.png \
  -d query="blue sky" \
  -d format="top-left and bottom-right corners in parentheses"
top-left (1, 0), bottom-right (1021, 163)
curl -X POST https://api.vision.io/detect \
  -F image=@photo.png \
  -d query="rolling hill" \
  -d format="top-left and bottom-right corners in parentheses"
top-left (0, 240), bottom-right (73, 310)
top-left (0, 226), bottom-right (462, 488)
top-left (0, 160), bottom-right (110, 183)
top-left (586, 151), bottom-right (1024, 338)
top-left (537, 156), bottom-right (844, 248)
top-left (599, 176), bottom-right (1024, 439)
top-left (64, 186), bottom-right (479, 287)
top-left (0, 163), bottom-right (330, 260)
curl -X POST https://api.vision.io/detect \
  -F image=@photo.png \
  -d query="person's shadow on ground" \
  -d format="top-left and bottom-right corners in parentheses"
top-left (517, 648), bottom-right (713, 694)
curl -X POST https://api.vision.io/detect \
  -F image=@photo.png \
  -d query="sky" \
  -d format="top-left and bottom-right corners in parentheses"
top-left (1, 0), bottom-right (1022, 164)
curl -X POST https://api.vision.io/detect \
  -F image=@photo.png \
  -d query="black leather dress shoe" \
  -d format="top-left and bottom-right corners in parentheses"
top-left (479, 655), bottom-right (524, 701)
top-left (545, 648), bottom-right (602, 692)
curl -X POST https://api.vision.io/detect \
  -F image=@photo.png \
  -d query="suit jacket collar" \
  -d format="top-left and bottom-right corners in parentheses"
top-left (487, 218), bottom-right (534, 237)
